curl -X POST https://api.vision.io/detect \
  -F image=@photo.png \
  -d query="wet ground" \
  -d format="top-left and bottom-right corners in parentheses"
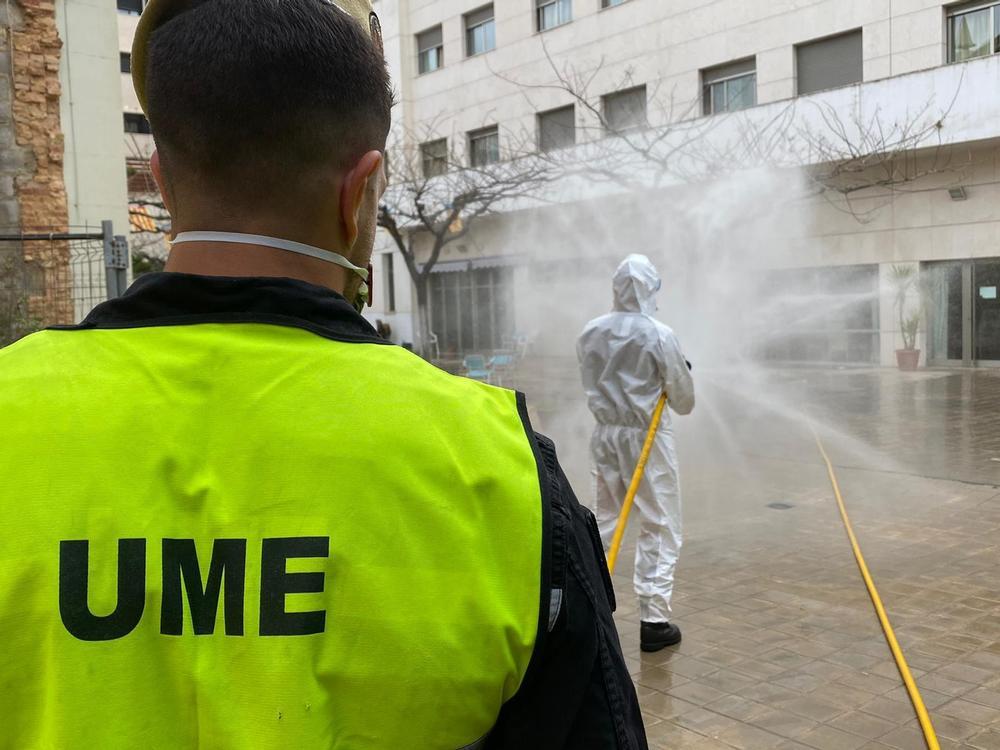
top-left (523, 365), bottom-right (1000, 749)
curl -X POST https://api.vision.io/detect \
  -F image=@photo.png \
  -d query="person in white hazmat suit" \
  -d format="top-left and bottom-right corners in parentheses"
top-left (577, 254), bottom-right (695, 652)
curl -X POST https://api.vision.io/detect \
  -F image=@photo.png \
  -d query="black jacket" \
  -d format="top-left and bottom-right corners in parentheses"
top-left (488, 432), bottom-right (648, 749)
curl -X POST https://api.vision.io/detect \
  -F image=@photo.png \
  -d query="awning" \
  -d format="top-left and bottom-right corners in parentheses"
top-left (129, 205), bottom-right (158, 233)
top-left (424, 255), bottom-right (523, 274)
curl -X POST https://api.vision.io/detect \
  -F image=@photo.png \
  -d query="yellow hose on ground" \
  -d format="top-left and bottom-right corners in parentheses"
top-left (811, 426), bottom-right (940, 750)
top-left (607, 393), bottom-right (668, 573)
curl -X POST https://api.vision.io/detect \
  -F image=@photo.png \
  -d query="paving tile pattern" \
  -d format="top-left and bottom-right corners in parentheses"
top-left (522, 365), bottom-right (1000, 749)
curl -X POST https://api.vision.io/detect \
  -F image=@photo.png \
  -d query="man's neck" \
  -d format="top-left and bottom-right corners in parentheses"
top-left (164, 240), bottom-right (351, 294)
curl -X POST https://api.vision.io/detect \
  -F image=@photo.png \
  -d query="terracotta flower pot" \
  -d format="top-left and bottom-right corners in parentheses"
top-left (895, 349), bottom-right (920, 371)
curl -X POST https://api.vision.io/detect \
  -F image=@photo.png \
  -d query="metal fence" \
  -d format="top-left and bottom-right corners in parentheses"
top-left (0, 221), bottom-right (129, 346)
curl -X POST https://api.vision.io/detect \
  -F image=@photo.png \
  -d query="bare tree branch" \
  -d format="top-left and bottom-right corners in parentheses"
top-left (493, 39), bottom-right (972, 222)
top-left (378, 121), bottom-right (555, 356)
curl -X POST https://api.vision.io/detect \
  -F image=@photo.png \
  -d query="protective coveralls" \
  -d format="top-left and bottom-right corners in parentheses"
top-left (577, 254), bottom-right (695, 624)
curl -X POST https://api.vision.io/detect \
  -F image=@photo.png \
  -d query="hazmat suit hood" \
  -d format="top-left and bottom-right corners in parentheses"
top-left (613, 254), bottom-right (660, 316)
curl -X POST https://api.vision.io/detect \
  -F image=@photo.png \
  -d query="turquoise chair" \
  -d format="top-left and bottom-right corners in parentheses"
top-left (489, 353), bottom-right (516, 387)
top-left (463, 354), bottom-right (492, 383)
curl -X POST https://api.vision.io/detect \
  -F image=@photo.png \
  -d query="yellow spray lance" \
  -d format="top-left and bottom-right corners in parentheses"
top-left (606, 392), bottom-right (668, 573)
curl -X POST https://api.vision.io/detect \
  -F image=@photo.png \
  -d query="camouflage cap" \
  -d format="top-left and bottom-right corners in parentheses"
top-left (131, 0), bottom-right (382, 114)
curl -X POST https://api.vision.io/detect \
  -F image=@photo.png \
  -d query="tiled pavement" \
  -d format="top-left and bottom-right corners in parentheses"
top-left (524, 365), bottom-right (1000, 749)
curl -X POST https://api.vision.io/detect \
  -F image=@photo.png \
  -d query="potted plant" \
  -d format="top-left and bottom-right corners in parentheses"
top-left (890, 265), bottom-right (921, 371)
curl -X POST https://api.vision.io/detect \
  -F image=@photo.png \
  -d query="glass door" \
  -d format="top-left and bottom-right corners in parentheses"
top-left (926, 262), bottom-right (965, 364)
top-left (974, 260), bottom-right (1000, 363)
top-left (926, 258), bottom-right (1000, 366)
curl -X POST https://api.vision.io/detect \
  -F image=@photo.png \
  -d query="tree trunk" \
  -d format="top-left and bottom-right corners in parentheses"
top-left (414, 277), bottom-right (433, 360)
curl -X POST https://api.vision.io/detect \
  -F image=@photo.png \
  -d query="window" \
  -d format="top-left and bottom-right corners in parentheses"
top-left (117, 0), bottom-right (143, 14)
top-left (538, 105), bottom-right (575, 152)
top-left (702, 58), bottom-right (756, 115)
top-left (430, 266), bottom-right (515, 355)
top-left (602, 86), bottom-right (647, 133)
top-left (383, 253), bottom-right (396, 312)
top-left (417, 26), bottom-right (443, 74)
top-left (123, 113), bottom-right (151, 135)
top-left (536, 0), bottom-right (571, 31)
top-left (468, 126), bottom-right (500, 166)
top-left (421, 139), bottom-right (448, 178)
top-left (758, 265), bottom-right (879, 364)
top-left (948, 2), bottom-right (1000, 62)
top-left (601, 0), bottom-right (626, 6)
top-left (796, 30), bottom-right (862, 95)
top-left (465, 5), bottom-right (496, 56)
top-left (126, 160), bottom-right (156, 193)
top-left (119, 52), bottom-right (131, 74)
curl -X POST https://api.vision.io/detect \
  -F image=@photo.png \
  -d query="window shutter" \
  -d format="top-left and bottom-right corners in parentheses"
top-left (702, 57), bottom-right (756, 85)
top-left (465, 5), bottom-right (494, 27)
top-left (417, 26), bottom-right (443, 52)
top-left (539, 106), bottom-right (575, 151)
top-left (797, 30), bottom-right (863, 95)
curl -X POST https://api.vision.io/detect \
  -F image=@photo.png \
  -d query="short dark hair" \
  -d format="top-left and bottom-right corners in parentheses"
top-left (145, 0), bottom-right (392, 197)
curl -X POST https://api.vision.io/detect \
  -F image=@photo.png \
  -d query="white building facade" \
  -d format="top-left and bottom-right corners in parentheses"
top-left (117, 0), bottom-right (151, 159)
top-left (116, 0), bottom-right (164, 255)
top-left (373, 0), bottom-right (1000, 368)
top-left (58, 0), bottom-right (130, 242)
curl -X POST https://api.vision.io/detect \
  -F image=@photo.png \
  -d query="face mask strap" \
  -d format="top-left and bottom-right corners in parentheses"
top-left (171, 231), bottom-right (372, 312)
top-left (171, 231), bottom-right (369, 280)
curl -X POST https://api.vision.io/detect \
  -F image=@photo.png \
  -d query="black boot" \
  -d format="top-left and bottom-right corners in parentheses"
top-left (640, 621), bottom-right (682, 652)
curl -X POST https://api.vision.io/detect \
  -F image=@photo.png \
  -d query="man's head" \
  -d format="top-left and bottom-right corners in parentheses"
top-left (137, 0), bottom-right (392, 273)
top-left (613, 254), bottom-right (661, 315)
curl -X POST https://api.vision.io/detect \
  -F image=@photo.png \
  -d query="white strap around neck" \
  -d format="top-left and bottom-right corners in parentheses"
top-left (171, 231), bottom-right (368, 280)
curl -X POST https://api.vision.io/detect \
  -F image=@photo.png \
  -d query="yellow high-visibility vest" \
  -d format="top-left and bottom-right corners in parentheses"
top-left (0, 320), bottom-right (543, 749)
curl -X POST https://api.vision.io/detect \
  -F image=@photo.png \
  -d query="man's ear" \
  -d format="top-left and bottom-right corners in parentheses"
top-left (340, 150), bottom-right (384, 249)
top-left (149, 150), bottom-right (175, 220)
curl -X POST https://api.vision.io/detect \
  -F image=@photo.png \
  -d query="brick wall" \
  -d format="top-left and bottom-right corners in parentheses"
top-left (1, 0), bottom-right (72, 326)
top-left (0, 3), bottom-right (29, 232)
